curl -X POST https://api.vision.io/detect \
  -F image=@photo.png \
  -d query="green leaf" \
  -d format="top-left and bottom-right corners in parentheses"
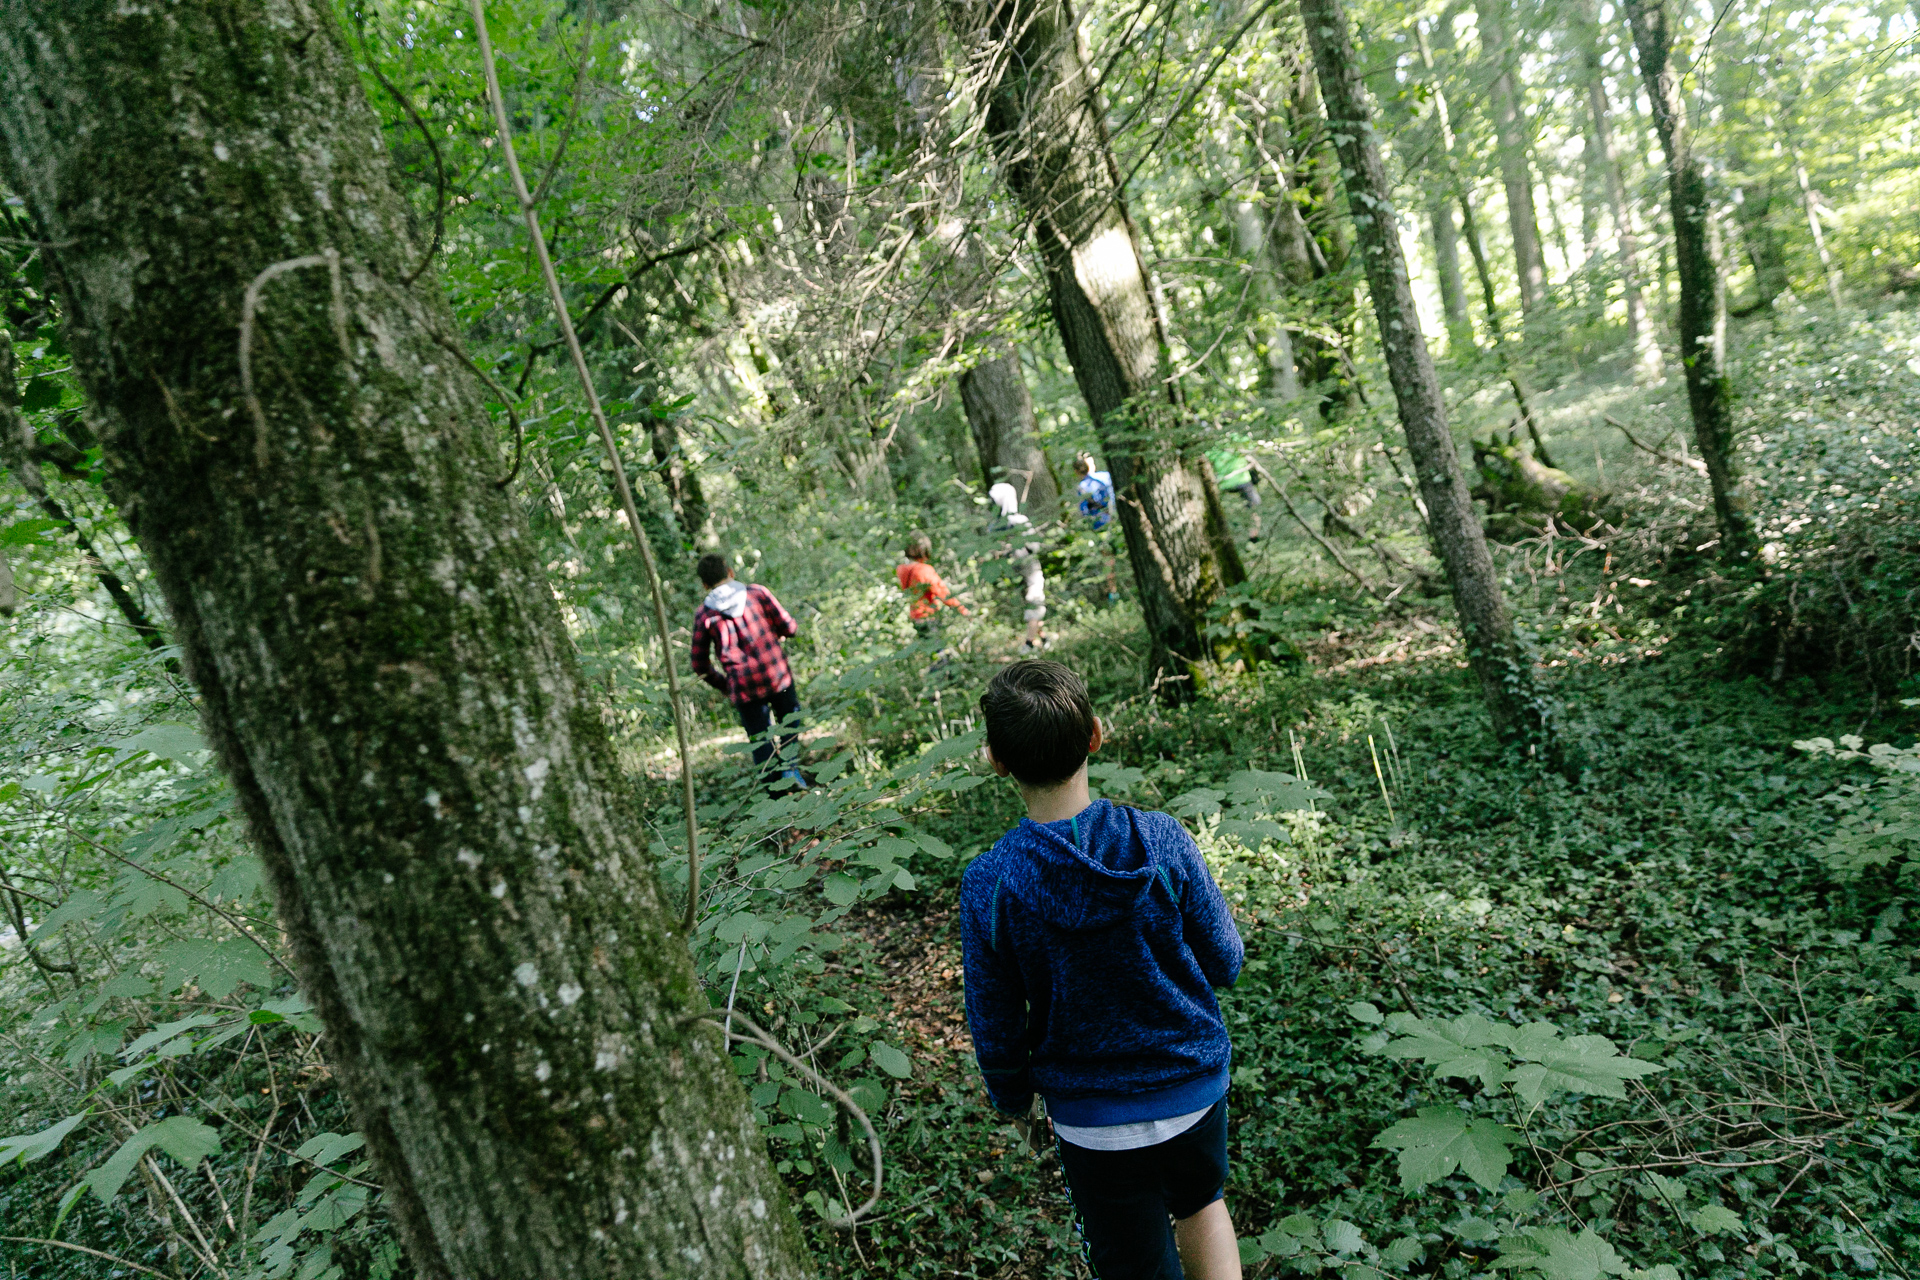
top-left (1447, 1216), bottom-right (1501, 1242)
top-left (295, 1132), bottom-right (366, 1168)
top-left (1382, 1236), bottom-right (1425, 1267)
top-left (0, 516), bottom-right (61, 548)
top-left (1372, 1106), bottom-right (1516, 1192)
top-left (1491, 1228), bottom-right (1630, 1280)
top-left (22, 377), bottom-right (64, 411)
top-left (120, 1014), bottom-right (221, 1061)
top-left (1506, 1034), bottom-right (1666, 1107)
top-left (86, 1117), bottom-right (222, 1202)
top-left (156, 938), bottom-right (273, 999)
top-left (1167, 787), bottom-right (1225, 818)
top-left (0, 1111), bottom-right (88, 1167)
top-left (1323, 1220), bottom-right (1365, 1253)
top-left (1347, 1001), bottom-right (1384, 1026)
top-left (1377, 1013), bottom-right (1510, 1088)
top-left (1223, 768), bottom-right (1329, 812)
top-left (778, 1088), bottom-right (835, 1127)
top-left (113, 722), bottom-right (208, 764)
top-left (867, 1040), bottom-right (912, 1079)
top-left (1687, 1204), bottom-right (1744, 1236)
top-left (822, 871), bottom-right (861, 906)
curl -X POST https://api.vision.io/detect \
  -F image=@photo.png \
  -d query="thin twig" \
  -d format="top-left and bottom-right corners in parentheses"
top-left (351, 13), bottom-right (447, 286)
top-left (682, 1010), bottom-right (883, 1227)
top-left (0, 1238), bottom-right (171, 1279)
top-left (240, 252), bottom-right (350, 469)
top-left (1604, 413), bottom-right (1706, 475)
top-left (54, 818), bottom-right (295, 982)
top-left (468, 0), bottom-right (703, 935)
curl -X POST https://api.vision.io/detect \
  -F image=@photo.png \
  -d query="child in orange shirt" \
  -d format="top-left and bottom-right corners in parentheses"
top-left (898, 532), bottom-right (969, 639)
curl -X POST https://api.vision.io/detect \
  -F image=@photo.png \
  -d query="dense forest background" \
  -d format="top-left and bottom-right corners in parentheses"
top-left (3, 0), bottom-right (1919, 1276)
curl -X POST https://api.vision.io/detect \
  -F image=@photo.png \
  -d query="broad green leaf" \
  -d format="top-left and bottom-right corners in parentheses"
top-left (296, 1132), bottom-right (367, 1168)
top-left (1446, 1216), bottom-right (1501, 1242)
top-left (1506, 1034), bottom-right (1665, 1107)
top-left (120, 1014), bottom-right (221, 1061)
top-left (27, 888), bottom-right (106, 943)
top-left (779, 1088), bottom-right (834, 1126)
top-left (1640, 1172), bottom-right (1689, 1207)
top-left (1372, 1106), bottom-right (1516, 1192)
top-left (1382, 1236), bottom-right (1424, 1266)
top-left (0, 1111), bottom-right (88, 1167)
top-left (1218, 817), bottom-right (1290, 846)
top-left (1346, 1001), bottom-right (1384, 1026)
top-left (156, 937), bottom-right (273, 999)
top-left (0, 516), bottom-right (61, 548)
top-left (822, 871), bottom-right (861, 906)
top-left (113, 722), bottom-right (208, 764)
top-left (1277, 1212), bottom-right (1320, 1237)
top-left (1323, 1219), bottom-right (1365, 1253)
top-left (1491, 1228), bottom-right (1630, 1280)
top-left (1167, 787), bottom-right (1225, 818)
top-left (1687, 1204), bottom-right (1744, 1235)
top-left (1223, 768), bottom-right (1329, 812)
top-left (86, 1116), bottom-right (222, 1202)
top-left (1378, 1014), bottom-right (1510, 1089)
top-left (867, 1040), bottom-right (912, 1079)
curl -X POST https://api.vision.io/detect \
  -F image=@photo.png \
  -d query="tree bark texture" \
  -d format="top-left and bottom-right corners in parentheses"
top-left (1622, 0), bottom-right (1754, 558)
top-left (1300, 0), bottom-right (1557, 753)
top-left (1573, 0), bottom-right (1660, 381)
top-left (0, 5), bottom-right (812, 1278)
top-left (950, 0), bottom-right (1244, 681)
top-left (1474, 0), bottom-right (1548, 315)
top-left (960, 348), bottom-right (1060, 514)
top-left (1427, 195), bottom-right (1475, 353)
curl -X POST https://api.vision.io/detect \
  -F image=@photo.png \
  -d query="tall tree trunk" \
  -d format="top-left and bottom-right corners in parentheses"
top-left (0, 4), bottom-right (812, 1277)
top-left (1227, 195), bottom-right (1303, 402)
top-left (1729, 174), bottom-right (1791, 313)
top-left (1300, 0), bottom-right (1557, 755)
top-left (1574, 0), bottom-right (1660, 380)
top-left (1475, 0), bottom-right (1548, 315)
top-left (1428, 195), bottom-right (1476, 353)
top-left (1623, 0), bottom-right (1754, 559)
top-left (960, 348), bottom-right (1060, 513)
top-left (949, 0), bottom-right (1244, 683)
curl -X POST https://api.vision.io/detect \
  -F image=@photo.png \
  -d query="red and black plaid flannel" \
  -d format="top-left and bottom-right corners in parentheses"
top-left (690, 584), bottom-right (798, 707)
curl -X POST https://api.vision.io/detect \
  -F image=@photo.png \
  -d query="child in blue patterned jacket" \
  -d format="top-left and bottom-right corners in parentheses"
top-left (961, 660), bottom-right (1245, 1279)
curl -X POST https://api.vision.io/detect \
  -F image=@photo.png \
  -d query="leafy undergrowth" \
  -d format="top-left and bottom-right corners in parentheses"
top-left (763, 609), bottom-right (1920, 1279)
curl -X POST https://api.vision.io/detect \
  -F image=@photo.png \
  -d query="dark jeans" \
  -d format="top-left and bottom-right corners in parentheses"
top-left (737, 685), bottom-right (801, 773)
top-left (1055, 1100), bottom-right (1229, 1280)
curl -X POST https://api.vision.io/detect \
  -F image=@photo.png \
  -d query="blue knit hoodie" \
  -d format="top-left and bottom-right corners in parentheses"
top-left (959, 799), bottom-right (1244, 1127)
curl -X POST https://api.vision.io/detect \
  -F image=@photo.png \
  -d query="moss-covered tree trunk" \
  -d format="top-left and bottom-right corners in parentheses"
top-left (948, 0), bottom-right (1244, 683)
top-left (0, 3), bottom-right (812, 1277)
top-left (1622, 0), bottom-right (1754, 560)
top-left (1299, 0), bottom-right (1558, 755)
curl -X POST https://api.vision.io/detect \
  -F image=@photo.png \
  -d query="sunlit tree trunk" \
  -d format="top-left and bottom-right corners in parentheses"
top-left (948, 0), bottom-right (1244, 684)
top-left (1573, 0), bottom-right (1660, 380)
top-left (0, 3), bottom-right (812, 1276)
top-left (1300, 0), bottom-right (1558, 755)
top-left (1623, 0), bottom-right (1755, 559)
top-left (1428, 195), bottom-right (1476, 353)
top-left (1475, 0), bottom-right (1547, 315)
top-left (961, 348), bottom-right (1060, 513)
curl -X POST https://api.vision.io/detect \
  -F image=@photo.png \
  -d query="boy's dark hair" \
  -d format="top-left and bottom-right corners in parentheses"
top-left (696, 552), bottom-right (731, 587)
top-left (980, 660), bottom-right (1095, 787)
top-left (904, 532), bottom-right (932, 560)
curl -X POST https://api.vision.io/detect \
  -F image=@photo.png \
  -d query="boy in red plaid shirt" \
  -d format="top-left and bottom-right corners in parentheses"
top-left (690, 553), bottom-right (806, 787)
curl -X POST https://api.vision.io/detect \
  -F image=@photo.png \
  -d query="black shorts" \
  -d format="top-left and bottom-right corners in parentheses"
top-left (1055, 1099), bottom-right (1229, 1280)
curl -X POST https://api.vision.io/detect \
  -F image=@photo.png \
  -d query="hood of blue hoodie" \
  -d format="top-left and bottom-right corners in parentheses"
top-left (1016, 800), bottom-right (1154, 932)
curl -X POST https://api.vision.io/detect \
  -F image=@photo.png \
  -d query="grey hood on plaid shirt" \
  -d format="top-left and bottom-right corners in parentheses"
top-left (703, 579), bottom-right (751, 618)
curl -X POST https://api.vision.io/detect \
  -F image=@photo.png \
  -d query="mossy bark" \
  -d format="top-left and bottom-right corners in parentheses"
top-left (0, 3), bottom-right (811, 1276)
top-left (1299, 0), bottom-right (1559, 756)
top-left (1623, 0), bottom-right (1754, 561)
top-left (949, 0), bottom-right (1244, 685)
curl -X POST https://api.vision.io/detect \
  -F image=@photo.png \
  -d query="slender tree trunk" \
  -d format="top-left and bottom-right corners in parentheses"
top-left (1428, 195), bottom-right (1476, 353)
top-left (960, 349), bottom-right (1060, 513)
top-left (949, 0), bottom-right (1244, 683)
top-left (1623, 0), bottom-right (1754, 559)
top-left (1228, 197), bottom-right (1303, 402)
top-left (1791, 145), bottom-right (1843, 308)
top-left (1574, 0), bottom-right (1660, 380)
top-left (1300, 0), bottom-right (1557, 755)
top-left (0, 4), bottom-right (812, 1277)
top-left (1475, 0), bottom-right (1548, 315)
top-left (1728, 173), bottom-right (1790, 313)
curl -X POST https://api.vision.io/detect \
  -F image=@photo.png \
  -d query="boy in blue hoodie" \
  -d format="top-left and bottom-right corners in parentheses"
top-left (961, 661), bottom-right (1245, 1279)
